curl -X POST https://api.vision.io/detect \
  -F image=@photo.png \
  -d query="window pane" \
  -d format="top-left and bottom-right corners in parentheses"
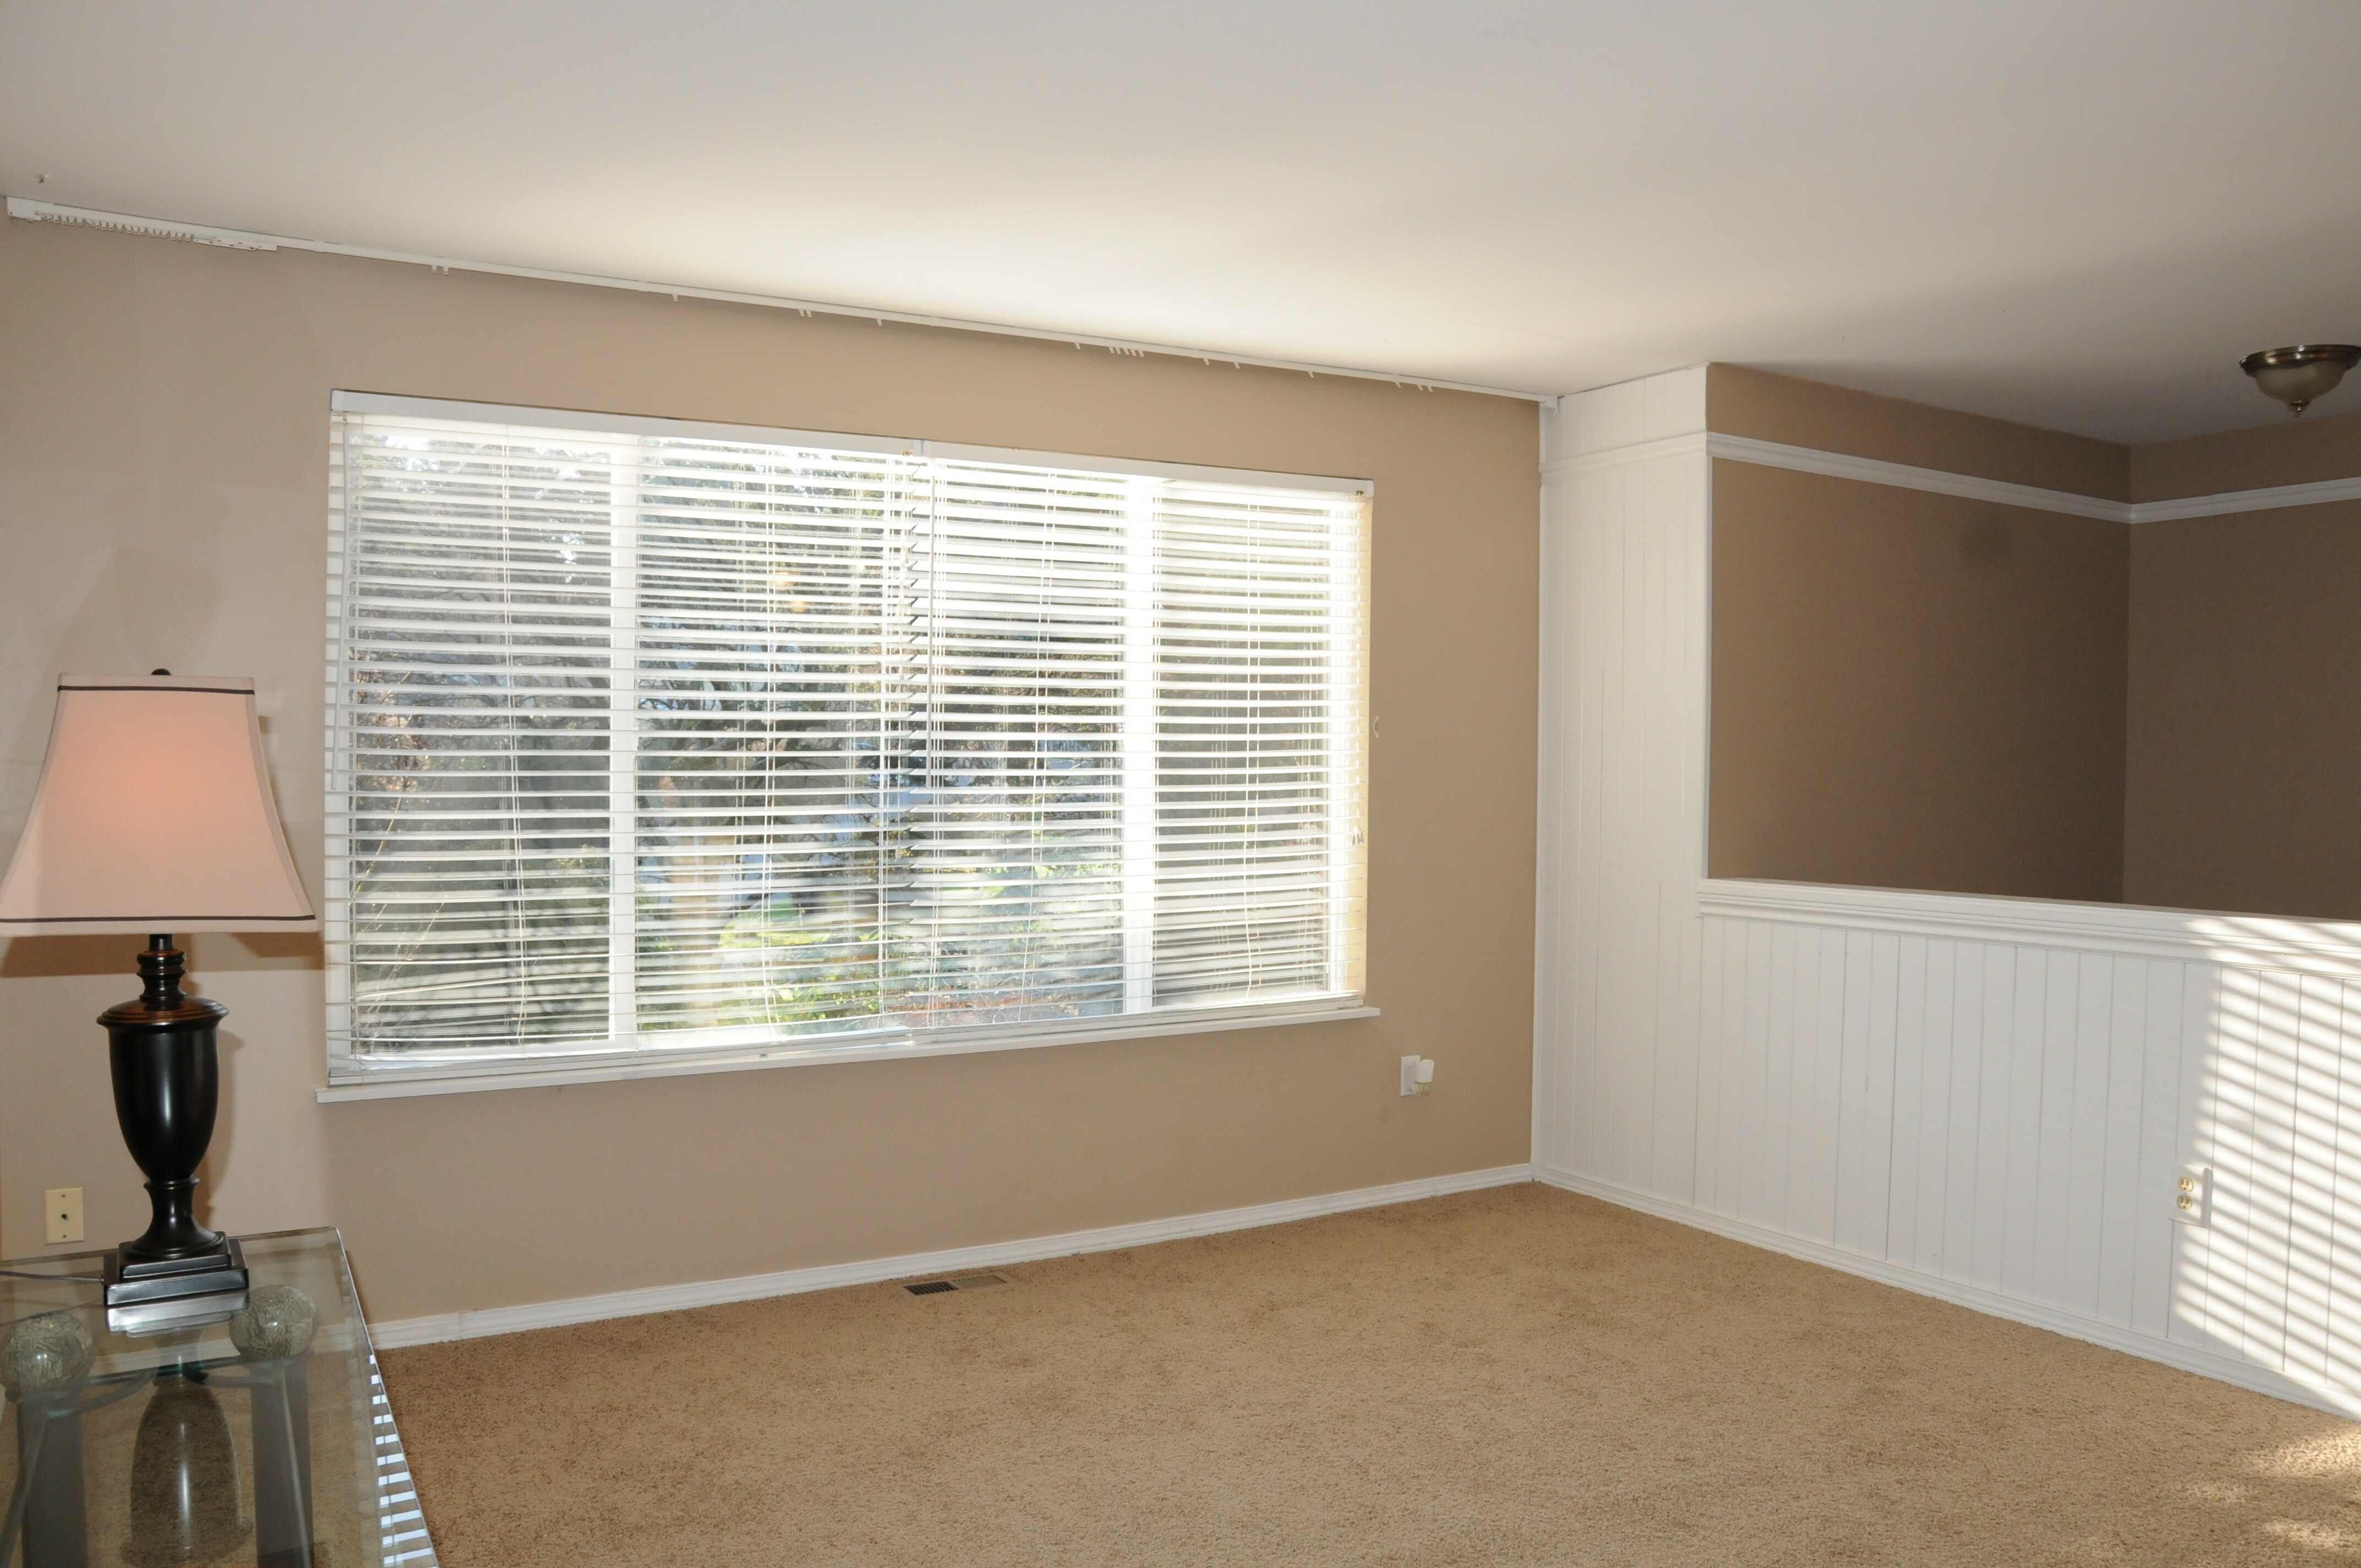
top-left (339, 424), bottom-right (620, 1053)
top-left (328, 402), bottom-right (1368, 1072)
top-left (892, 462), bottom-right (1130, 1027)
top-left (630, 440), bottom-right (901, 1039)
top-left (1152, 484), bottom-right (1361, 1004)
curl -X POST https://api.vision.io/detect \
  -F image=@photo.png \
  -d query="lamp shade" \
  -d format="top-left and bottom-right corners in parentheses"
top-left (0, 675), bottom-right (317, 934)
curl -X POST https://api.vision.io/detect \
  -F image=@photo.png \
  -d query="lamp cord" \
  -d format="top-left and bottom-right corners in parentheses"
top-left (0, 1271), bottom-right (103, 1284)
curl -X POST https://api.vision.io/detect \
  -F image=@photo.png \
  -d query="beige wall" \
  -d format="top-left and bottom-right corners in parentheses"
top-left (0, 216), bottom-right (1539, 1319)
top-left (1708, 364), bottom-right (2130, 500)
top-left (2124, 499), bottom-right (2361, 919)
top-left (2130, 406), bottom-right (2361, 501)
top-left (2124, 410), bottom-right (2361, 917)
top-left (1706, 461), bottom-right (2129, 902)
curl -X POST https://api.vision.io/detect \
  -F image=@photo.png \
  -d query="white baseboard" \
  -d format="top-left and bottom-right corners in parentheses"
top-left (369, 1163), bottom-right (1536, 1349)
top-left (1533, 1165), bottom-right (2361, 1420)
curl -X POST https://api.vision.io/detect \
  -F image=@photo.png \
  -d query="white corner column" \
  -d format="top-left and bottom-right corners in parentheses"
top-left (1533, 367), bottom-right (1711, 1192)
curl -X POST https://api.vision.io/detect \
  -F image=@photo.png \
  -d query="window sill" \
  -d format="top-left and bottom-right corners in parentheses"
top-left (315, 1000), bottom-right (1379, 1103)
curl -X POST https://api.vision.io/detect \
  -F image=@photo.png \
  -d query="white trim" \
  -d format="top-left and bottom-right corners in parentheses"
top-left (1532, 1166), bottom-right (2361, 1420)
top-left (1536, 432), bottom-right (1709, 477)
top-left (330, 389), bottom-right (1374, 496)
top-left (1530, 415), bottom-right (1559, 1174)
top-left (1540, 433), bottom-right (2122, 511)
top-left (9, 197), bottom-right (1544, 404)
top-left (2129, 473), bottom-right (2361, 523)
top-left (1539, 432), bottom-right (2134, 517)
top-left (1699, 876), bottom-right (2361, 978)
top-left (1539, 429), bottom-right (2361, 528)
top-left (1702, 432), bottom-right (2130, 520)
top-left (1542, 432), bottom-right (2125, 516)
top-left (318, 1003), bottom-right (1380, 1102)
top-left (366, 1163), bottom-right (1535, 1347)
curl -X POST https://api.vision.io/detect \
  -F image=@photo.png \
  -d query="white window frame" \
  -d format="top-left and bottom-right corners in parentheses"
top-left (319, 392), bottom-right (1375, 1100)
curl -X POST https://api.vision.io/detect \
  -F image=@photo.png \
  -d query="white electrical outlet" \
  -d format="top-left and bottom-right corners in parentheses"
top-left (43, 1186), bottom-right (83, 1246)
top-left (2172, 1164), bottom-right (2211, 1227)
top-left (1400, 1055), bottom-right (1435, 1096)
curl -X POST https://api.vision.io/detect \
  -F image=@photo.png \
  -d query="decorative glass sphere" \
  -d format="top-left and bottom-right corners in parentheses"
top-left (0, 1311), bottom-right (96, 1399)
top-left (229, 1284), bottom-right (319, 1362)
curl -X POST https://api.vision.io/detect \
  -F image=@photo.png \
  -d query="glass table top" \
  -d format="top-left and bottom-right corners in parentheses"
top-left (0, 1227), bottom-right (434, 1568)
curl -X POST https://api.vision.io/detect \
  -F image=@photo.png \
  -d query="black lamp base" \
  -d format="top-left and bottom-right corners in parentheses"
top-left (103, 1239), bottom-right (251, 1310)
top-left (99, 935), bottom-right (248, 1328)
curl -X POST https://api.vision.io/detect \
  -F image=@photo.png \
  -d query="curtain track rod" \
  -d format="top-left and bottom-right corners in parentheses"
top-left (6, 197), bottom-right (1551, 403)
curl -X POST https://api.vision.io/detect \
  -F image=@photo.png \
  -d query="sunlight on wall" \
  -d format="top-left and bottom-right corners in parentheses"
top-left (2178, 924), bottom-right (2361, 1414)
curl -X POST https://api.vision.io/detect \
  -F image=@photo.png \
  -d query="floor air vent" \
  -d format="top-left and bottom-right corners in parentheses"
top-left (904, 1272), bottom-right (1011, 1296)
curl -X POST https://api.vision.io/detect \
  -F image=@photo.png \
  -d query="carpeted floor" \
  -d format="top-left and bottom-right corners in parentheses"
top-left (380, 1184), bottom-right (2361, 1566)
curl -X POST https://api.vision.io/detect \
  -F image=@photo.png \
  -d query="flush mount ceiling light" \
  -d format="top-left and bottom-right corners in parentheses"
top-left (2241, 344), bottom-right (2361, 417)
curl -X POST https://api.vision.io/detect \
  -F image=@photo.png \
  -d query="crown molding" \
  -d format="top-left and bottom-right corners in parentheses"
top-left (1542, 428), bottom-right (2361, 525)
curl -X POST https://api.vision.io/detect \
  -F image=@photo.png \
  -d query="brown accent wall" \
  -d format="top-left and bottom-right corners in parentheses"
top-left (1706, 365), bottom-right (2361, 918)
top-left (2124, 500), bottom-right (2361, 919)
top-left (1709, 461), bottom-right (2129, 902)
top-left (2130, 408), bottom-right (2361, 502)
top-left (0, 216), bottom-right (1539, 1319)
top-left (1708, 364), bottom-right (2131, 501)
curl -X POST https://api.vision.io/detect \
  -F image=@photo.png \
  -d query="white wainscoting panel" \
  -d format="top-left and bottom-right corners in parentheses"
top-left (1674, 921), bottom-right (2361, 1416)
top-left (1535, 366), bottom-right (2361, 1419)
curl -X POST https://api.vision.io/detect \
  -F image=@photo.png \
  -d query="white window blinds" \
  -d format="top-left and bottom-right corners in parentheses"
top-left (324, 396), bottom-right (1368, 1078)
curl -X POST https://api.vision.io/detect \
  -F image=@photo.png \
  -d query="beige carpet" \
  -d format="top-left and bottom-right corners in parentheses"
top-left (380, 1184), bottom-right (2361, 1566)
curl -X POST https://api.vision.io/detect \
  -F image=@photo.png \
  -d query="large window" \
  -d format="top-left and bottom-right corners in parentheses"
top-left (324, 394), bottom-right (1368, 1082)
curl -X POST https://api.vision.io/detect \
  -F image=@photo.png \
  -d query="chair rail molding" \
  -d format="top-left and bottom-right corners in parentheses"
top-left (1701, 878), bottom-right (2361, 978)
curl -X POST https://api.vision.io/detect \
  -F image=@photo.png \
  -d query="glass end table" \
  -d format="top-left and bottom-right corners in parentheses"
top-left (0, 1228), bottom-right (434, 1568)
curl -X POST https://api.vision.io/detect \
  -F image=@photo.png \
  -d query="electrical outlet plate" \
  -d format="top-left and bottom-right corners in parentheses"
top-left (43, 1186), bottom-right (83, 1246)
top-left (1400, 1055), bottom-right (1424, 1096)
top-left (2173, 1163), bottom-right (2211, 1227)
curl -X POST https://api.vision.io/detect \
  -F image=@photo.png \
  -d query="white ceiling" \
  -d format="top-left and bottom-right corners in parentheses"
top-left (4, 1), bottom-right (2357, 443)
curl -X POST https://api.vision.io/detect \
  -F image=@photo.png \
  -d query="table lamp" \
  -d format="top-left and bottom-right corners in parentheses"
top-left (0, 674), bottom-right (316, 1319)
